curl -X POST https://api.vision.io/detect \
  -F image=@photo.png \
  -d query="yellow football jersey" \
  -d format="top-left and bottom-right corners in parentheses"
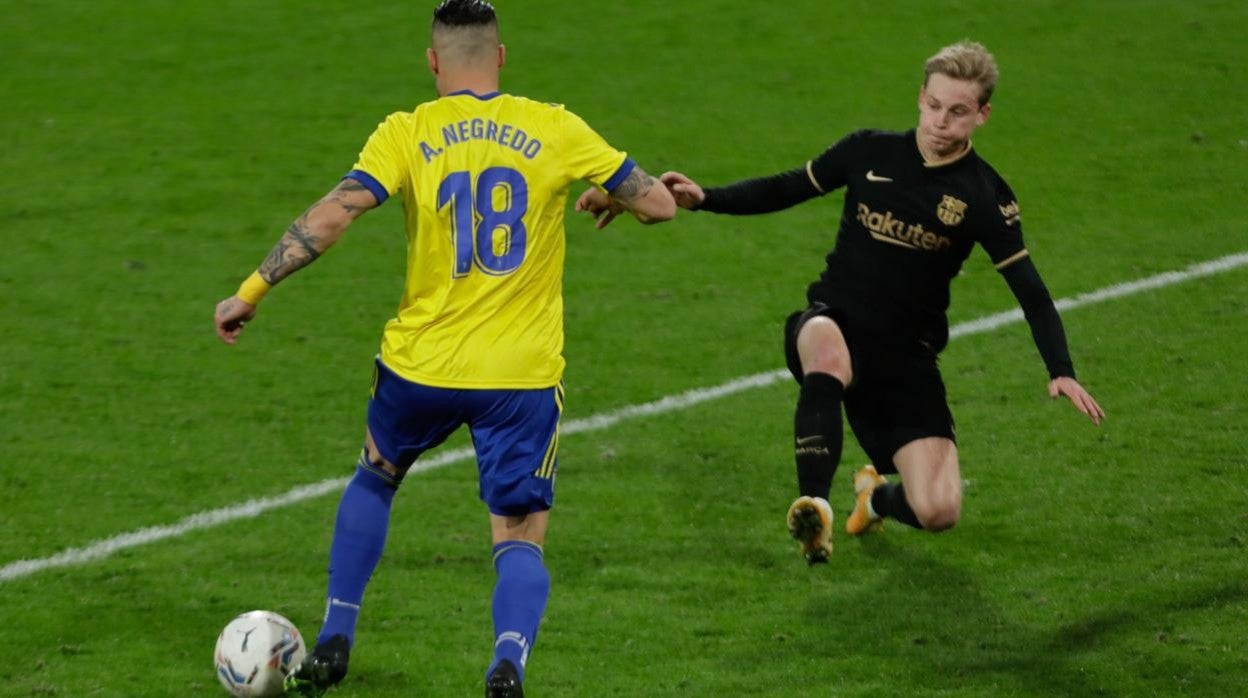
top-left (347, 90), bottom-right (634, 389)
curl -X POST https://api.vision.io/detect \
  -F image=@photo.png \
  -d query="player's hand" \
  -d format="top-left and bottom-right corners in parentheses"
top-left (214, 295), bottom-right (257, 345)
top-left (575, 187), bottom-right (624, 229)
top-left (659, 171), bottom-right (705, 209)
top-left (1048, 376), bottom-right (1105, 426)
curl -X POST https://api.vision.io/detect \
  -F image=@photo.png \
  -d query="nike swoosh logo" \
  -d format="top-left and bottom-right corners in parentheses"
top-left (865, 170), bottom-right (894, 183)
top-left (795, 435), bottom-right (824, 446)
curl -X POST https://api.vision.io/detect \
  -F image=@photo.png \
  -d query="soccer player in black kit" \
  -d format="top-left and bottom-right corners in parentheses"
top-left (654, 41), bottom-right (1106, 563)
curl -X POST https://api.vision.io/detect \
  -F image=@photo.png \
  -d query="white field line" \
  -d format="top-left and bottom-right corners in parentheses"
top-left (3, 251), bottom-right (1246, 584)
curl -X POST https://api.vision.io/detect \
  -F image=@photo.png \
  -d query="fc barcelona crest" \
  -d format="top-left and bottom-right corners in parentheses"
top-left (937, 195), bottom-right (967, 226)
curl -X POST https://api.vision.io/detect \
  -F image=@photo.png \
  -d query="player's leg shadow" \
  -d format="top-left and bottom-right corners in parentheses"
top-left (810, 537), bottom-right (1248, 696)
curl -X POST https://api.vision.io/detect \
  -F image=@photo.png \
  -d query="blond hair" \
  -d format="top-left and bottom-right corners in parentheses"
top-left (924, 41), bottom-right (999, 106)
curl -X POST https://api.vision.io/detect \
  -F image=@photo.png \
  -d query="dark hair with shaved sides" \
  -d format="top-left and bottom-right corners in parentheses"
top-left (432, 0), bottom-right (497, 29)
top-left (431, 0), bottom-right (499, 63)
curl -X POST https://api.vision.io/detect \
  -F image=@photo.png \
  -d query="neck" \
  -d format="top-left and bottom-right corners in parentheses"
top-left (438, 70), bottom-right (499, 97)
top-left (917, 136), bottom-right (971, 167)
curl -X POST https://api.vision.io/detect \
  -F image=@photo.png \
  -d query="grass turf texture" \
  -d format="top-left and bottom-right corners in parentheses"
top-left (2, 0), bottom-right (1246, 695)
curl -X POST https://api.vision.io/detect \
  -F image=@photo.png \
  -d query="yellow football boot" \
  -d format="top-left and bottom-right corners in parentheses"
top-left (845, 465), bottom-right (888, 536)
top-left (786, 495), bottom-right (833, 564)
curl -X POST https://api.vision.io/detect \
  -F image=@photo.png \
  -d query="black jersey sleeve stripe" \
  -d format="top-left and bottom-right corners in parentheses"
top-left (993, 249), bottom-right (1030, 270)
top-left (805, 160), bottom-right (826, 194)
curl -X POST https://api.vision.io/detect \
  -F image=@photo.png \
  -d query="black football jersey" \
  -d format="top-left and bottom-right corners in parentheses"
top-left (805, 129), bottom-right (1026, 351)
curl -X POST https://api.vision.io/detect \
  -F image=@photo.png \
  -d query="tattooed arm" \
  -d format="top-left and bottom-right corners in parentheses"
top-left (575, 165), bottom-right (677, 229)
top-left (258, 178), bottom-right (378, 283)
top-left (214, 177), bottom-right (380, 344)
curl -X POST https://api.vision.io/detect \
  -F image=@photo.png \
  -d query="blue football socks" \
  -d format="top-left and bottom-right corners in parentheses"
top-left (487, 540), bottom-right (550, 683)
top-left (317, 457), bottom-right (397, 647)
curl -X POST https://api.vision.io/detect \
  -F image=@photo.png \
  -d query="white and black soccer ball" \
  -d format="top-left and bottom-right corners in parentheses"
top-left (213, 610), bottom-right (307, 697)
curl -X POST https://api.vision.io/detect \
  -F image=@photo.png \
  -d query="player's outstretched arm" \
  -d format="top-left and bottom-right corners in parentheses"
top-left (599, 170), bottom-right (707, 211)
top-left (575, 165), bottom-right (676, 229)
top-left (665, 167), bottom-right (823, 216)
top-left (998, 256), bottom-right (1106, 426)
top-left (214, 178), bottom-right (379, 344)
top-left (659, 171), bottom-right (706, 210)
top-left (1049, 376), bottom-right (1106, 426)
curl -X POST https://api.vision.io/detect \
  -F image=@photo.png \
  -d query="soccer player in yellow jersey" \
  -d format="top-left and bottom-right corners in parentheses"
top-left (212, 2), bottom-right (674, 696)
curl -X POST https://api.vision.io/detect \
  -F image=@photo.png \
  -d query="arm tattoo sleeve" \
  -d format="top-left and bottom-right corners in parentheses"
top-left (255, 179), bottom-right (373, 284)
top-left (258, 212), bottom-right (322, 284)
top-left (327, 179), bottom-right (369, 216)
top-left (609, 167), bottom-right (656, 201)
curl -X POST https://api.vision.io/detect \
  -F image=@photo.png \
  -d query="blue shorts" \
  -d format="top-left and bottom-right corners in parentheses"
top-left (367, 359), bottom-right (562, 516)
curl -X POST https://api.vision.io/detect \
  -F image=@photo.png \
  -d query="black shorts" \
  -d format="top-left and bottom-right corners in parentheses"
top-left (784, 303), bottom-right (955, 474)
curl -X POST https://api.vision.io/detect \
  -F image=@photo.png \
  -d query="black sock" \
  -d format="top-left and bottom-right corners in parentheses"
top-left (794, 372), bottom-right (844, 499)
top-left (870, 483), bottom-right (923, 529)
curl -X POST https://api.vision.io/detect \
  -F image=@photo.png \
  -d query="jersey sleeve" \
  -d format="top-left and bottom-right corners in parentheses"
top-left (345, 112), bottom-right (410, 205)
top-left (976, 171), bottom-right (1028, 270)
top-left (805, 130), bottom-right (867, 194)
top-left (558, 108), bottom-right (632, 190)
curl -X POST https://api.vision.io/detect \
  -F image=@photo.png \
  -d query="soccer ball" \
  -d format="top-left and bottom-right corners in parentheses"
top-left (213, 610), bottom-right (307, 697)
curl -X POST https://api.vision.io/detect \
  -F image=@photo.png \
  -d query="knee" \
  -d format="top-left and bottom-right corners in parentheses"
top-left (362, 434), bottom-right (398, 473)
top-left (360, 442), bottom-right (403, 485)
top-left (798, 319), bottom-right (852, 384)
top-left (912, 492), bottom-right (962, 532)
top-left (803, 354), bottom-right (851, 384)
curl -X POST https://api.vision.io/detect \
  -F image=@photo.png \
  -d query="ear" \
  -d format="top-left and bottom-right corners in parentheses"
top-left (917, 84), bottom-right (927, 109)
top-left (498, 43), bottom-right (506, 69)
top-left (427, 48), bottom-right (439, 75)
top-left (976, 102), bottom-right (992, 126)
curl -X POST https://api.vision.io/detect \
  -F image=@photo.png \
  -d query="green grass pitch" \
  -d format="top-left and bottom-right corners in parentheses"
top-left (2, 1), bottom-right (1246, 696)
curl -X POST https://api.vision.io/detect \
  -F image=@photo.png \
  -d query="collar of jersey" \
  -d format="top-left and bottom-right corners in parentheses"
top-left (908, 128), bottom-right (975, 169)
top-left (447, 89), bottom-right (501, 100)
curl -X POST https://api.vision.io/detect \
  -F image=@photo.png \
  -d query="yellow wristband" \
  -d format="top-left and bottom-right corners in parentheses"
top-left (236, 271), bottom-right (272, 306)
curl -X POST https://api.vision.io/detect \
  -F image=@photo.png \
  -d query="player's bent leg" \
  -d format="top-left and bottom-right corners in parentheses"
top-left (793, 316), bottom-right (852, 500)
top-left (471, 384), bottom-right (560, 697)
top-left (287, 436), bottom-right (401, 696)
top-left (486, 510), bottom-right (550, 698)
top-left (845, 465), bottom-right (889, 536)
top-left (892, 437), bottom-right (962, 532)
top-left (786, 313), bottom-right (852, 563)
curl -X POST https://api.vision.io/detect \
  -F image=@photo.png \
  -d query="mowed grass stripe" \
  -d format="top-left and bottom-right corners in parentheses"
top-left (2, 250), bottom-right (1245, 584)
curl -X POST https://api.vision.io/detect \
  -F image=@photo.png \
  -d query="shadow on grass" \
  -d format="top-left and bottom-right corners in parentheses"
top-left (808, 535), bottom-right (1248, 697)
